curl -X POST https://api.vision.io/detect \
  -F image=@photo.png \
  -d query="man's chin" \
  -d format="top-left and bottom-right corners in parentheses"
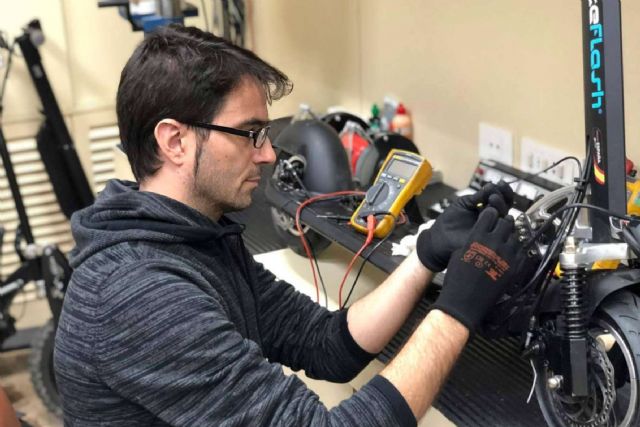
top-left (222, 197), bottom-right (252, 214)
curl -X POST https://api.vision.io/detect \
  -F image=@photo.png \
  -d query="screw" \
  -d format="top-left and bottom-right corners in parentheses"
top-left (547, 375), bottom-right (563, 390)
top-left (564, 236), bottom-right (576, 254)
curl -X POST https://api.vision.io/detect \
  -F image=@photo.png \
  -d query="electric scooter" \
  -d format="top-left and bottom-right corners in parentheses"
top-left (476, 1), bottom-right (640, 425)
top-left (266, 1), bottom-right (640, 425)
top-left (0, 20), bottom-right (94, 418)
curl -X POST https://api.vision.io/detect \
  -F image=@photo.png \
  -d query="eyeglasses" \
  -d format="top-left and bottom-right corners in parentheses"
top-left (183, 121), bottom-right (271, 149)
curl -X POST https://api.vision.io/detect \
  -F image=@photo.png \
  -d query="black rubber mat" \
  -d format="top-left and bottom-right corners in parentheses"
top-left (439, 336), bottom-right (545, 426)
top-left (379, 297), bottom-right (546, 426)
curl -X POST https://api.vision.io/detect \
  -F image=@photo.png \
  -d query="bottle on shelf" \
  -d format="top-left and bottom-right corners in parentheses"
top-left (368, 103), bottom-right (381, 134)
top-left (381, 96), bottom-right (398, 132)
top-left (292, 103), bottom-right (318, 122)
top-left (390, 103), bottom-right (413, 141)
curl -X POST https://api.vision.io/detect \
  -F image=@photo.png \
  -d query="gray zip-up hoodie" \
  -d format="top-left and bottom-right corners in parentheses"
top-left (54, 179), bottom-right (415, 426)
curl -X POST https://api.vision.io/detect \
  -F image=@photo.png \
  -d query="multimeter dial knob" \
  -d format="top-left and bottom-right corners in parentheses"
top-left (365, 182), bottom-right (390, 205)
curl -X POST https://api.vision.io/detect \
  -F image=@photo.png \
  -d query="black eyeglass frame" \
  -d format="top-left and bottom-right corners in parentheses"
top-left (182, 121), bottom-right (271, 149)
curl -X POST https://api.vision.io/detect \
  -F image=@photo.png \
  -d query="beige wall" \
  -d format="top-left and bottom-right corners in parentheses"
top-left (1, 0), bottom-right (131, 176)
top-left (2, 1), bottom-right (638, 189)
top-left (253, 0), bottom-right (640, 189)
top-left (359, 0), bottom-right (585, 189)
top-left (0, 0), bottom-right (204, 176)
top-left (251, 0), bottom-right (363, 118)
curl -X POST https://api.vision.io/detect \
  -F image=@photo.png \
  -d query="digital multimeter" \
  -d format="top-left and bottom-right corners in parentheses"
top-left (351, 149), bottom-right (432, 238)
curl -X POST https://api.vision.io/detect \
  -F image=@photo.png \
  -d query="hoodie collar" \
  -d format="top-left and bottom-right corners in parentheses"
top-left (69, 179), bottom-right (244, 266)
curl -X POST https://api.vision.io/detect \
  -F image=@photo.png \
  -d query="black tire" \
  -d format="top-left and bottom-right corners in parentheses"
top-left (29, 319), bottom-right (62, 419)
top-left (536, 290), bottom-right (640, 427)
top-left (270, 207), bottom-right (332, 257)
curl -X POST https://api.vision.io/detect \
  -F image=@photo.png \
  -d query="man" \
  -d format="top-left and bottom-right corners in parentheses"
top-left (54, 25), bottom-right (532, 426)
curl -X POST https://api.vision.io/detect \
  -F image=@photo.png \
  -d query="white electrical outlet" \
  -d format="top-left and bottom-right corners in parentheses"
top-left (520, 137), bottom-right (580, 186)
top-left (479, 123), bottom-right (513, 166)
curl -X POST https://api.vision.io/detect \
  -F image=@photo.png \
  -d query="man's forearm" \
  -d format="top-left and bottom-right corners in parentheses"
top-left (380, 309), bottom-right (468, 419)
top-left (347, 251), bottom-right (433, 353)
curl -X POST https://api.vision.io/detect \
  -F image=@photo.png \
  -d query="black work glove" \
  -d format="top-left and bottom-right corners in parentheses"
top-left (416, 181), bottom-right (514, 272)
top-left (430, 207), bottom-right (530, 333)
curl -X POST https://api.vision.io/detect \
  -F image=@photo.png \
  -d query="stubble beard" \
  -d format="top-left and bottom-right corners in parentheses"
top-left (192, 169), bottom-right (253, 218)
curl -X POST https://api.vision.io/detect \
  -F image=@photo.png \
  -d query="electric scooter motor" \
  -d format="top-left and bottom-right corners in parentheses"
top-left (273, 119), bottom-right (354, 194)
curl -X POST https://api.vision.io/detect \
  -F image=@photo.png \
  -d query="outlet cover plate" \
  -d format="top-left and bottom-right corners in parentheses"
top-left (520, 137), bottom-right (580, 186)
top-left (479, 123), bottom-right (513, 166)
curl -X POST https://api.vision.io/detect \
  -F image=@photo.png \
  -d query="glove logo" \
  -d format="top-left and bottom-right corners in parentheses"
top-left (462, 242), bottom-right (510, 282)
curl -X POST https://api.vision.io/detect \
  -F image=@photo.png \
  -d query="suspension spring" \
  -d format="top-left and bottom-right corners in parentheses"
top-left (560, 266), bottom-right (588, 339)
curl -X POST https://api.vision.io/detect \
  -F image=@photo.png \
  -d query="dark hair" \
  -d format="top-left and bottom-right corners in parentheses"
top-left (116, 25), bottom-right (292, 181)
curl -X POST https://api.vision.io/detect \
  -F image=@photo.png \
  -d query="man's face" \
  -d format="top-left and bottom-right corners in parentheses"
top-left (189, 77), bottom-right (275, 218)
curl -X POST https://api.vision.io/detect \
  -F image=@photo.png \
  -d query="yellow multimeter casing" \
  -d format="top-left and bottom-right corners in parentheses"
top-left (627, 176), bottom-right (640, 216)
top-left (350, 149), bottom-right (432, 238)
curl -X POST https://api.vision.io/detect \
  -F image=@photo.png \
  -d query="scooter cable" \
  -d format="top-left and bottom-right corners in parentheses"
top-left (502, 150), bottom-right (594, 305)
top-left (623, 226), bottom-right (640, 257)
top-left (306, 236), bottom-right (328, 308)
top-left (495, 155), bottom-right (591, 326)
top-left (497, 202), bottom-right (638, 328)
top-left (527, 203), bottom-right (638, 254)
top-left (337, 215), bottom-right (376, 308)
top-left (295, 190), bottom-right (366, 305)
top-left (504, 156), bottom-right (583, 186)
top-left (341, 214), bottom-right (398, 309)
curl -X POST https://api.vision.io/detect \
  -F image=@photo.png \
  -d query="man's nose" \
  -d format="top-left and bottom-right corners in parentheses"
top-left (255, 138), bottom-right (277, 164)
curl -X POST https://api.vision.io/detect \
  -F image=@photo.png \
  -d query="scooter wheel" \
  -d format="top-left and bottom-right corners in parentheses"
top-left (270, 208), bottom-right (331, 257)
top-left (535, 290), bottom-right (640, 427)
top-left (29, 319), bottom-right (62, 419)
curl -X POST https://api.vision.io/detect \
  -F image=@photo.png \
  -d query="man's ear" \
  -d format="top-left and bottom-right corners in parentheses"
top-left (154, 119), bottom-right (189, 166)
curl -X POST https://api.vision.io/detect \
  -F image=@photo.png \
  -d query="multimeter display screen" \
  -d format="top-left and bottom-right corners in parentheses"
top-left (386, 159), bottom-right (417, 179)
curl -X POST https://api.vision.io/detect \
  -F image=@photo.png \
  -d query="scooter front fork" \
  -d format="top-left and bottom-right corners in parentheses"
top-left (559, 245), bottom-right (590, 397)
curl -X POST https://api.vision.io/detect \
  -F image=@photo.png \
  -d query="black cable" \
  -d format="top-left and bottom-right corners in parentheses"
top-left (505, 156), bottom-right (583, 186)
top-left (292, 191), bottom-right (364, 308)
top-left (292, 203), bottom-right (325, 307)
top-left (495, 154), bottom-right (595, 340)
top-left (527, 203), bottom-right (635, 251)
top-left (283, 193), bottom-right (364, 220)
top-left (341, 213), bottom-right (398, 308)
top-left (307, 235), bottom-right (328, 308)
top-left (281, 156), bottom-right (362, 203)
top-left (623, 227), bottom-right (640, 257)
top-left (499, 202), bottom-right (598, 307)
top-left (288, 166), bottom-right (311, 199)
top-left (301, 195), bottom-right (364, 214)
top-left (499, 148), bottom-right (593, 310)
